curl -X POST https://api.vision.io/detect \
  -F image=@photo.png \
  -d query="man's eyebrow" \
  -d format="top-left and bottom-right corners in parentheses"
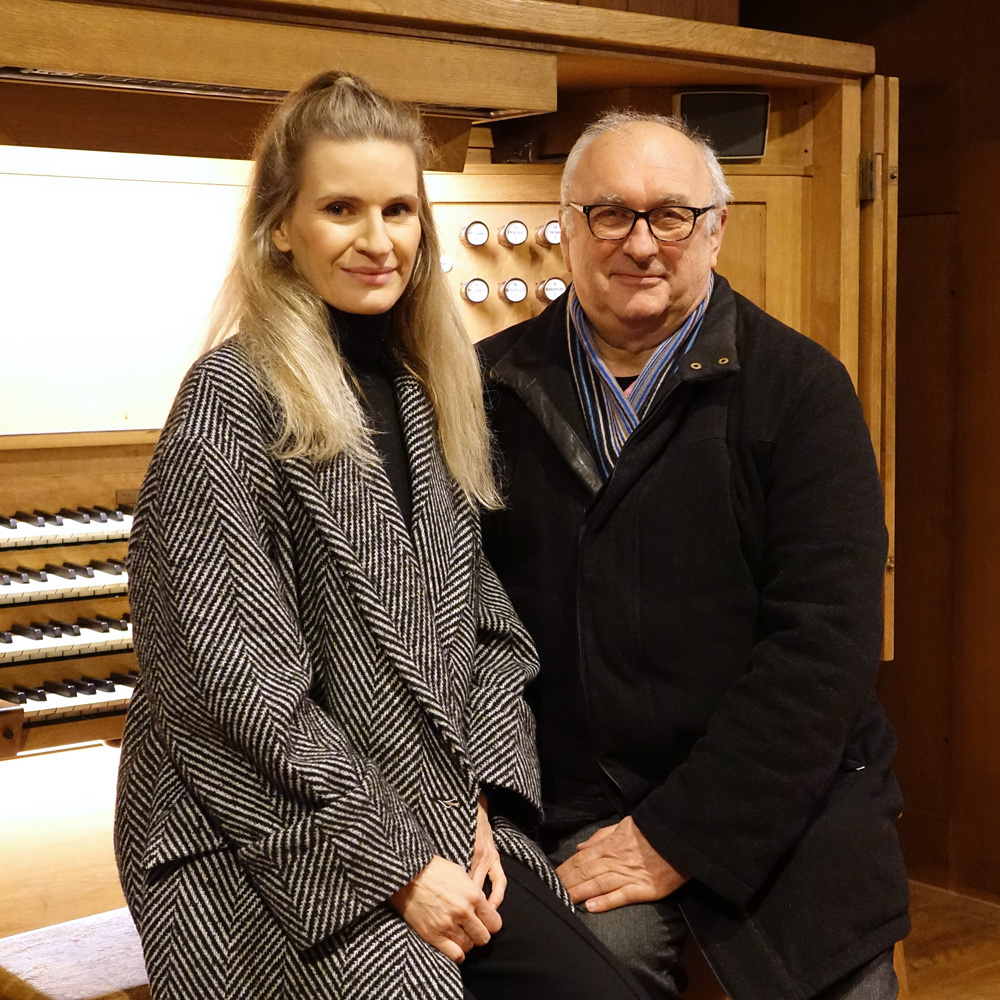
top-left (584, 193), bottom-right (693, 207)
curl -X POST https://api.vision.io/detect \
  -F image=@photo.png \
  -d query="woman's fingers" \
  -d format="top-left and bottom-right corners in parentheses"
top-left (389, 856), bottom-right (500, 963)
top-left (484, 854), bottom-right (507, 909)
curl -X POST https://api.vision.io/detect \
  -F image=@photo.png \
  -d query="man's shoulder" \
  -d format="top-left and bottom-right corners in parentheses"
top-left (729, 286), bottom-right (844, 377)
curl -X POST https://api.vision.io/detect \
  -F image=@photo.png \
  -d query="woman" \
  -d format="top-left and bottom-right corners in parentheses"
top-left (114, 71), bottom-right (648, 1000)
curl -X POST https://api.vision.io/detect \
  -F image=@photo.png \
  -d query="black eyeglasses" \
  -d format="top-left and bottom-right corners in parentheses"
top-left (567, 202), bottom-right (717, 243)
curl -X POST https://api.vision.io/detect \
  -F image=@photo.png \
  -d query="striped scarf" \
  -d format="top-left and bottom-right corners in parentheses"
top-left (567, 277), bottom-right (712, 479)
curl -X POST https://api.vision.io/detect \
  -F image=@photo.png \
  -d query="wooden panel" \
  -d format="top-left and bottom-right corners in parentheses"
top-left (721, 175), bottom-right (808, 334)
top-left (808, 81), bottom-right (861, 381)
top-left (0, 0), bottom-right (557, 114)
top-left (950, 135), bottom-right (1000, 899)
top-left (492, 86), bottom-right (815, 173)
top-left (858, 75), bottom-right (898, 660)
top-left (0, 744), bottom-right (124, 937)
top-left (877, 213), bottom-right (958, 886)
top-left (625, 0), bottom-right (738, 24)
top-left (235, 0), bottom-right (876, 76)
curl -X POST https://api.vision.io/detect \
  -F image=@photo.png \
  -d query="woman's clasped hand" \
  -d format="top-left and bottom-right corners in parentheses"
top-left (391, 796), bottom-right (505, 964)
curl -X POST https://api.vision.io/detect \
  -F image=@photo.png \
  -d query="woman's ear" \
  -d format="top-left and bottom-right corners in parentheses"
top-left (272, 223), bottom-right (292, 254)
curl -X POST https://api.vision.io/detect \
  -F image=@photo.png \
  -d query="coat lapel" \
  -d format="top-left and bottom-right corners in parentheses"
top-left (282, 374), bottom-right (469, 754)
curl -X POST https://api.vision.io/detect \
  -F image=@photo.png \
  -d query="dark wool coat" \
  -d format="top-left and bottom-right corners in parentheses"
top-left (479, 276), bottom-right (910, 1000)
top-left (114, 339), bottom-right (565, 1000)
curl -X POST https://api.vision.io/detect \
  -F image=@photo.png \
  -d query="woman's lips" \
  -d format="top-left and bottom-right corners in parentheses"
top-left (343, 267), bottom-right (396, 286)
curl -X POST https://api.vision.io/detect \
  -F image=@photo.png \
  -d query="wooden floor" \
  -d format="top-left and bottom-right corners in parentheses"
top-left (906, 880), bottom-right (1000, 1000)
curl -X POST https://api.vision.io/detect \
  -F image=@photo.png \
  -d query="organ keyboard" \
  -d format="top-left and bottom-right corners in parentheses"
top-left (0, 456), bottom-right (142, 758)
top-left (0, 559), bottom-right (128, 606)
top-left (0, 508), bottom-right (134, 549)
top-left (1, 614), bottom-right (133, 664)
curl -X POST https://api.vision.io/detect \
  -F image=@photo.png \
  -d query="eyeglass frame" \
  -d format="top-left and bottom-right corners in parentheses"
top-left (566, 201), bottom-right (719, 244)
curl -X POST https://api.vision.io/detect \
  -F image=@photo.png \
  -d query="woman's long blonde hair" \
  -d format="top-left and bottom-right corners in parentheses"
top-left (206, 71), bottom-right (498, 507)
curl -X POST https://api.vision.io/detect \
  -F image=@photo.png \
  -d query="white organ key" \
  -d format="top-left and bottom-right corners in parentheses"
top-left (0, 622), bottom-right (133, 665)
top-left (0, 513), bottom-right (133, 550)
top-left (21, 682), bottom-right (133, 722)
top-left (0, 567), bottom-right (129, 606)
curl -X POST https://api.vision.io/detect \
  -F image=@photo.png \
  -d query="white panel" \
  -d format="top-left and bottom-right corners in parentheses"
top-left (0, 146), bottom-right (252, 435)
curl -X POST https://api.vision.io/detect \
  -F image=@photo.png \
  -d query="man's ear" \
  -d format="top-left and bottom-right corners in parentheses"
top-left (708, 207), bottom-right (727, 269)
top-left (559, 207), bottom-right (573, 274)
top-left (273, 222), bottom-right (292, 254)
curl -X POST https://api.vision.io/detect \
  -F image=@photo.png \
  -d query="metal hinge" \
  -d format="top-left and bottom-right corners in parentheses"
top-left (860, 152), bottom-right (883, 202)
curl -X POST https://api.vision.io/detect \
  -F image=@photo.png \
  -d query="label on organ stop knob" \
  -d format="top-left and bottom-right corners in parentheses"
top-left (499, 278), bottom-right (528, 303)
top-left (498, 221), bottom-right (528, 247)
top-left (536, 277), bottom-right (567, 303)
top-left (536, 220), bottom-right (562, 247)
top-left (460, 221), bottom-right (490, 247)
top-left (461, 278), bottom-right (490, 303)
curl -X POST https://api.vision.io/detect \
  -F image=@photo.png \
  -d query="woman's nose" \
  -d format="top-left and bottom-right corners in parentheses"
top-left (356, 212), bottom-right (393, 256)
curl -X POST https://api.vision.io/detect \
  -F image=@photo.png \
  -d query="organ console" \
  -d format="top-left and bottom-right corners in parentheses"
top-left (0, 0), bottom-right (897, 943)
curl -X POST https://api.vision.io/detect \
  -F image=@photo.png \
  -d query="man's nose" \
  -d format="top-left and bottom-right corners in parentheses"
top-left (622, 216), bottom-right (659, 259)
top-left (356, 212), bottom-right (393, 256)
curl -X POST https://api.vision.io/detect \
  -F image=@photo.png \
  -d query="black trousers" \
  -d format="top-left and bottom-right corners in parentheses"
top-left (460, 855), bottom-right (651, 1000)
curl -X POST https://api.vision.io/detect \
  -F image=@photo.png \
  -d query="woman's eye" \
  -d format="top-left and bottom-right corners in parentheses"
top-left (385, 202), bottom-right (417, 220)
top-left (325, 202), bottom-right (351, 217)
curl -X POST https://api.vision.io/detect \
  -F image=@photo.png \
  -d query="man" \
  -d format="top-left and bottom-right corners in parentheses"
top-left (479, 112), bottom-right (910, 1000)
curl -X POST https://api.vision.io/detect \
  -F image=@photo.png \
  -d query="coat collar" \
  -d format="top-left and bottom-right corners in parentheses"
top-left (281, 369), bottom-right (473, 756)
top-left (484, 273), bottom-right (742, 495)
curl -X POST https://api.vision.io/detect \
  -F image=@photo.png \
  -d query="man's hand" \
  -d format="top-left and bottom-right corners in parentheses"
top-left (469, 793), bottom-right (507, 908)
top-left (555, 815), bottom-right (687, 913)
top-left (390, 855), bottom-right (501, 963)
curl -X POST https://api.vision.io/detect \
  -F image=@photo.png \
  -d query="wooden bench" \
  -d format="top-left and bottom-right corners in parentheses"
top-left (0, 908), bottom-right (149, 1000)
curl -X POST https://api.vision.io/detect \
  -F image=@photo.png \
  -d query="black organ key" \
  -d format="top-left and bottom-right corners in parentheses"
top-left (32, 621), bottom-right (62, 638)
top-left (0, 572), bottom-right (8, 586)
top-left (11, 624), bottom-right (43, 641)
top-left (77, 507), bottom-right (108, 523)
top-left (0, 631), bottom-right (11, 644)
top-left (63, 561), bottom-right (95, 578)
top-left (77, 617), bottom-right (110, 633)
top-left (90, 559), bottom-right (125, 575)
top-left (0, 567), bottom-right (31, 584)
top-left (18, 566), bottom-right (47, 582)
top-left (0, 515), bottom-right (17, 530)
top-left (0, 688), bottom-right (26, 705)
top-left (14, 685), bottom-right (45, 701)
top-left (82, 675), bottom-right (115, 693)
top-left (94, 506), bottom-right (125, 522)
top-left (44, 563), bottom-right (76, 580)
top-left (68, 678), bottom-right (97, 696)
top-left (119, 504), bottom-right (135, 516)
top-left (43, 680), bottom-right (77, 698)
top-left (35, 509), bottom-right (63, 525)
top-left (96, 614), bottom-right (128, 632)
top-left (15, 511), bottom-right (45, 527)
top-left (110, 671), bottom-right (139, 687)
top-left (59, 508), bottom-right (90, 524)
top-left (50, 619), bottom-right (81, 636)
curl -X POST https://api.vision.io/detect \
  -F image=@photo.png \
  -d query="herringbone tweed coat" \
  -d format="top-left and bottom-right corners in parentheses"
top-left (114, 338), bottom-right (564, 999)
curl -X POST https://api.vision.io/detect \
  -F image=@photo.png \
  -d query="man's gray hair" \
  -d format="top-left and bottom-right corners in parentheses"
top-left (560, 109), bottom-right (733, 234)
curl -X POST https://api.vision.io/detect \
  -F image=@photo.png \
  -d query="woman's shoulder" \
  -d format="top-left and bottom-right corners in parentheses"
top-left (163, 336), bottom-right (276, 447)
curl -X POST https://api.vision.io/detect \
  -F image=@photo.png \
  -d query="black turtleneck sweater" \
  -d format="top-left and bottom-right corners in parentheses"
top-left (328, 307), bottom-right (412, 529)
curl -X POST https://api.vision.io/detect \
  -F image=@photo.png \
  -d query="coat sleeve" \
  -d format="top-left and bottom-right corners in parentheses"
top-left (127, 424), bottom-right (435, 951)
top-left (630, 357), bottom-right (889, 905)
top-left (461, 545), bottom-right (544, 818)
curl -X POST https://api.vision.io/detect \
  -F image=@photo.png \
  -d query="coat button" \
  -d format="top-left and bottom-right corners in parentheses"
top-left (689, 361), bottom-right (702, 370)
